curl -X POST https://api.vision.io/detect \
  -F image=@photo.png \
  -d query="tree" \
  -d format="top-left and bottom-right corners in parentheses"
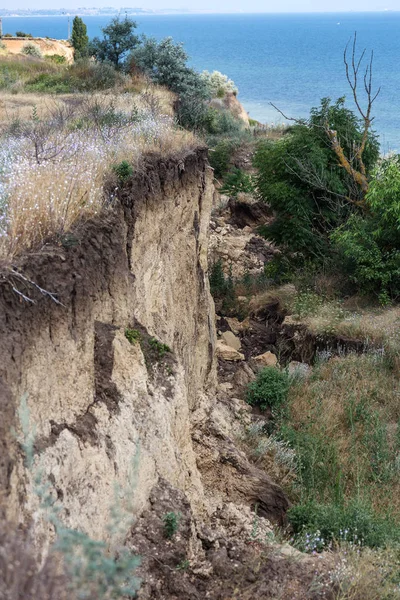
top-left (89, 16), bottom-right (140, 70)
top-left (255, 34), bottom-right (381, 259)
top-left (130, 36), bottom-right (211, 129)
top-left (254, 98), bottom-right (379, 258)
top-left (71, 16), bottom-right (89, 58)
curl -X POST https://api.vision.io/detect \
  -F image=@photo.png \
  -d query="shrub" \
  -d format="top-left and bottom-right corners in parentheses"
top-left (201, 69), bottom-right (238, 97)
top-left (45, 54), bottom-right (66, 64)
top-left (208, 139), bottom-right (237, 179)
top-left (254, 97), bottom-right (379, 259)
top-left (209, 259), bottom-right (236, 314)
top-left (162, 512), bottom-right (180, 539)
top-left (289, 500), bottom-right (399, 551)
top-left (149, 338), bottom-right (171, 358)
top-left (16, 31), bottom-right (32, 37)
top-left (125, 328), bottom-right (141, 344)
top-left (203, 107), bottom-right (243, 136)
top-left (130, 36), bottom-right (211, 130)
top-left (246, 367), bottom-right (290, 413)
top-left (220, 167), bottom-right (254, 198)
top-left (21, 43), bottom-right (43, 59)
top-left (332, 156), bottom-right (400, 301)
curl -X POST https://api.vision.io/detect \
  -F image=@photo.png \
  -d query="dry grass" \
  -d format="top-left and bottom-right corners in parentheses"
top-left (326, 545), bottom-right (400, 600)
top-left (289, 352), bottom-right (400, 516)
top-left (0, 91), bottom-right (196, 260)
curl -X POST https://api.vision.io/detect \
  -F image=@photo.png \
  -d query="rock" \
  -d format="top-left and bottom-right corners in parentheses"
top-left (226, 317), bottom-right (250, 335)
top-left (218, 382), bottom-right (234, 392)
top-left (288, 361), bottom-right (311, 378)
top-left (221, 330), bottom-right (241, 351)
top-left (232, 362), bottom-right (256, 391)
top-left (253, 351), bottom-right (278, 367)
top-left (216, 340), bottom-right (244, 361)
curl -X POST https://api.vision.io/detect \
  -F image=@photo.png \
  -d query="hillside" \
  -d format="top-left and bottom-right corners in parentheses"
top-left (0, 27), bottom-right (399, 600)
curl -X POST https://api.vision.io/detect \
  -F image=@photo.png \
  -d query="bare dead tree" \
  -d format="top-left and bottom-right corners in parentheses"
top-left (325, 32), bottom-right (381, 205)
top-left (269, 33), bottom-right (380, 210)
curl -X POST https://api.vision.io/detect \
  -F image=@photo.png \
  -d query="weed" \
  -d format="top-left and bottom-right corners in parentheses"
top-left (125, 328), bottom-right (141, 345)
top-left (113, 160), bottom-right (134, 182)
top-left (149, 338), bottom-right (171, 359)
top-left (246, 367), bottom-right (290, 414)
top-left (162, 512), bottom-right (180, 539)
top-left (176, 559), bottom-right (190, 571)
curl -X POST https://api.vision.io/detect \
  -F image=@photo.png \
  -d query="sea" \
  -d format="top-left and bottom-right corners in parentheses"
top-left (2, 12), bottom-right (400, 151)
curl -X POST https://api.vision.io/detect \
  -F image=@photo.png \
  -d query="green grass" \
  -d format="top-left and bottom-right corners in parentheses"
top-left (245, 351), bottom-right (400, 551)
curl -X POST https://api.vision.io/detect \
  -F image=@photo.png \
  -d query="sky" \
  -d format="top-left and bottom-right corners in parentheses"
top-left (1, 0), bottom-right (400, 12)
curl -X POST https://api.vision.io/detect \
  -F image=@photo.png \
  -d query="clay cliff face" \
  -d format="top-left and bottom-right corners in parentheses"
top-left (0, 148), bottom-right (216, 541)
top-left (1, 38), bottom-right (74, 63)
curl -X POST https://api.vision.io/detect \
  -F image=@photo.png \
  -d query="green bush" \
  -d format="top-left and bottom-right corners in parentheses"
top-left (332, 156), bottom-right (400, 301)
top-left (16, 31), bottom-right (32, 38)
top-left (203, 107), bottom-right (243, 136)
top-left (45, 54), bottom-right (66, 64)
top-left (26, 60), bottom-right (125, 93)
top-left (254, 97), bottom-right (379, 259)
top-left (289, 500), bottom-right (399, 551)
top-left (246, 367), bottom-right (290, 413)
top-left (208, 139), bottom-right (237, 179)
top-left (220, 167), bottom-right (254, 198)
top-left (130, 36), bottom-right (211, 130)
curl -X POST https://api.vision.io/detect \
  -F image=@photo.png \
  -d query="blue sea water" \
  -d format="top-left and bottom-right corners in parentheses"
top-left (3, 12), bottom-right (400, 151)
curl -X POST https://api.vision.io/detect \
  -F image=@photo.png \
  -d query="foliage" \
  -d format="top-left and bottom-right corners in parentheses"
top-left (220, 167), bottom-right (254, 198)
top-left (332, 156), bottom-right (400, 301)
top-left (45, 54), bottom-right (67, 64)
top-left (208, 139), bottom-right (237, 179)
top-left (209, 259), bottom-right (236, 314)
top-left (125, 328), bottom-right (141, 344)
top-left (149, 337), bottom-right (171, 358)
top-left (21, 43), bottom-right (43, 58)
top-left (269, 353), bottom-right (400, 551)
top-left (71, 16), bottom-right (89, 58)
top-left (254, 97), bottom-right (380, 259)
top-left (89, 16), bottom-right (140, 69)
top-left (131, 36), bottom-right (211, 130)
top-left (113, 160), bottom-right (133, 182)
top-left (289, 500), bottom-right (398, 551)
top-left (246, 367), bottom-right (290, 413)
top-left (201, 69), bottom-right (238, 97)
top-left (26, 60), bottom-right (126, 93)
top-left (162, 512), bottom-right (180, 539)
top-left (16, 31), bottom-right (32, 37)
top-left (203, 107), bottom-right (243, 136)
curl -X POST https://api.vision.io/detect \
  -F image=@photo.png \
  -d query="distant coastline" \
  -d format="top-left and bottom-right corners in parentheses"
top-left (0, 9), bottom-right (398, 18)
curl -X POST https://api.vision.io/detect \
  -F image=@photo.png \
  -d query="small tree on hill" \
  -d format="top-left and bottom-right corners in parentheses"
top-left (71, 16), bottom-right (89, 58)
top-left (89, 16), bottom-right (140, 70)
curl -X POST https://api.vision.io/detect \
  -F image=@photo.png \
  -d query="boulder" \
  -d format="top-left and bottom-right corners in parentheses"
top-left (253, 351), bottom-right (278, 367)
top-left (226, 317), bottom-right (250, 335)
top-left (221, 330), bottom-right (241, 351)
top-left (216, 340), bottom-right (244, 361)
